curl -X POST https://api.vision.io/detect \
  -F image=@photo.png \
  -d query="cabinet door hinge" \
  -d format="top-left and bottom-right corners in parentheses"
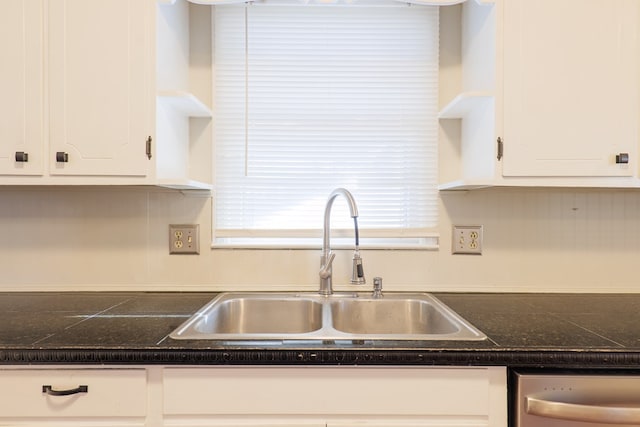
top-left (146, 136), bottom-right (152, 160)
top-left (497, 137), bottom-right (503, 161)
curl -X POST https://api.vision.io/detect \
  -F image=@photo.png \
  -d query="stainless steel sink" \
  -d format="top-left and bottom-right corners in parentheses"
top-left (170, 292), bottom-right (486, 341)
top-left (329, 296), bottom-right (460, 336)
top-left (189, 295), bottom-right (323, 336)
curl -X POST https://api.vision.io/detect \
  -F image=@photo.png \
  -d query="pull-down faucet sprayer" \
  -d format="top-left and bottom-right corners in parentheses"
top-left (319, 188), bottom-right (366, 296)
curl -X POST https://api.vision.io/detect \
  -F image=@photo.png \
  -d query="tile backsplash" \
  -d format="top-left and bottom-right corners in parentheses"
top-left (1, 187), bottom-right (638, 293)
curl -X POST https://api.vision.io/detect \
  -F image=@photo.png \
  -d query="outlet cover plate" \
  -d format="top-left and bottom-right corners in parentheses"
top-left (452, 225), bottom-right (483, 255)
top-left (169, 224), bottom-right (200, 255)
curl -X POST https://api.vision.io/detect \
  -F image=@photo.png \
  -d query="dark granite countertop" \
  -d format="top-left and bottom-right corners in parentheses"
top-left (2, 291), bottom-right (640, 368)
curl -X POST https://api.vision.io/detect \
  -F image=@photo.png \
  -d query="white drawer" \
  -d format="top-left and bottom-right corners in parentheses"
top-left (163, 367), bottom-right (491, 416)
top-left (0, 368), bottom-right (147, 418)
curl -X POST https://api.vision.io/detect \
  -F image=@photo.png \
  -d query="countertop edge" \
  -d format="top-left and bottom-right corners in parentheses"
top-left (2, 348), bottom-right (639, 368)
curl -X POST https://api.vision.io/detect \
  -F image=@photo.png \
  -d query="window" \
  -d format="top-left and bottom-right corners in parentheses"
top-left (213, 1), bottom-right (439, 249)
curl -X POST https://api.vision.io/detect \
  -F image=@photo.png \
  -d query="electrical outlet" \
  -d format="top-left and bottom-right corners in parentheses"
top-left (452, 225), bottom-right (483, 255)
top-left (169, 224), bottom-right (200, 254)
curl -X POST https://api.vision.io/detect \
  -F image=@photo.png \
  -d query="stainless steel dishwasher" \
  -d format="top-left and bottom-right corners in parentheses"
top-left (515, 372), bottom-right (640, 427)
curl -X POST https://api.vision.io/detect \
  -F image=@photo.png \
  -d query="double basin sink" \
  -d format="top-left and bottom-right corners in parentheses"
top-left (170, 292), bottom-right (486, 342)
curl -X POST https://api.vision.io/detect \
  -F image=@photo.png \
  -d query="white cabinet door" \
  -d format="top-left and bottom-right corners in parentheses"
top-left (163, 366), bottom-right (507, 427)
top-left (502, 0), bottom-right (638, 177)
top-left (48, 0), bottom-right (152, 176)
top-left (163, 367), bottom-right (493, 417)
top-left (0, 0), bottom-right (44, 175)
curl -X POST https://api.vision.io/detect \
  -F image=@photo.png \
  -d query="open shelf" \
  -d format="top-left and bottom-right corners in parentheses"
top-left (157, 91), bottom-right (212, 118)
top-left (154, 0), bottom-right (213, 191)
top-left (156, 179), bottom-right (213, 191)
top-left (439, 91), bottom-right (493, 119)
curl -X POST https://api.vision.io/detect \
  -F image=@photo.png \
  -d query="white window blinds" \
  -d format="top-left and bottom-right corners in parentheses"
top-left (213, 2), bottom-right (439, 248)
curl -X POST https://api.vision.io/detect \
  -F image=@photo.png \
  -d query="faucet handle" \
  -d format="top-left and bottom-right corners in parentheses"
top-left (319, 252), bottom-right (336, 280)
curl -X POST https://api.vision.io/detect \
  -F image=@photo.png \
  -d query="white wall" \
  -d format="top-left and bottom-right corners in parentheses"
top-left (1, 186), bottom-right (638, 293)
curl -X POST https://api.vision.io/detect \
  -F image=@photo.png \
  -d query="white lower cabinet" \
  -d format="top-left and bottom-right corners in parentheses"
top-left (0, 365), bottom-right (507, 427)
top-left (0, 367), bottom-right (147, 426)
top-left (161, 366), bottom-right (507, 427)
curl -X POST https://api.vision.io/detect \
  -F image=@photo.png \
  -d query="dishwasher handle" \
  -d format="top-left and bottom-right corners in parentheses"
top-left (527, 396), bottom-right (640, 425)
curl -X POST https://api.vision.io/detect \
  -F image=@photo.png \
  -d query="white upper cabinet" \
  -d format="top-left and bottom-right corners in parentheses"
top-left (0, 0), bottom-right (212, 189)
top-left (48, 0), bottom-right (152, 177)
top-left (0, 0), bottom-right (44, 176)
top-left (502, 0), bottom-right (638, 178)
top-left (439, 0), bottom-right (640, 189)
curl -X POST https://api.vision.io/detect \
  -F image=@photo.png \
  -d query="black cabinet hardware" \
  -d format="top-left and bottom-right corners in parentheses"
top-left (616, 153), bottom-right (630, 164)
top-left (15, 152), bottom-right (28, 162)
top-left (42, 385), bottom-right (88, 396)
top-left (55, 152), bottom-right (69, 163)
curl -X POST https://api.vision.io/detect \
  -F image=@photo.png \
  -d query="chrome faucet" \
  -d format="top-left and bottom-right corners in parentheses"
top-left (319, 188), bottom-right (366, 295)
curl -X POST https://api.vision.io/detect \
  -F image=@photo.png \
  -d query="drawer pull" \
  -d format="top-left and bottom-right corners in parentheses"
top-left (42, 385), bottom-right (88, 396)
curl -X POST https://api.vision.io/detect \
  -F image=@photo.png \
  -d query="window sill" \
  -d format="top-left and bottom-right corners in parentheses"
top-left (211, 237), bottom-right (439, 250)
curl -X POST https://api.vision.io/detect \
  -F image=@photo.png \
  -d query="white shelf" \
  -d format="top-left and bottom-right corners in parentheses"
top-left (438, 180), bottom-right (495, 190)
top-left (157, 91), bottom-right (212, 118)
top-left (438, 91), bottom-right (493, 119)
top-left (156, 179), bottom-right (213, 191)
top-left (439, 177), bottom-right (640, 191)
